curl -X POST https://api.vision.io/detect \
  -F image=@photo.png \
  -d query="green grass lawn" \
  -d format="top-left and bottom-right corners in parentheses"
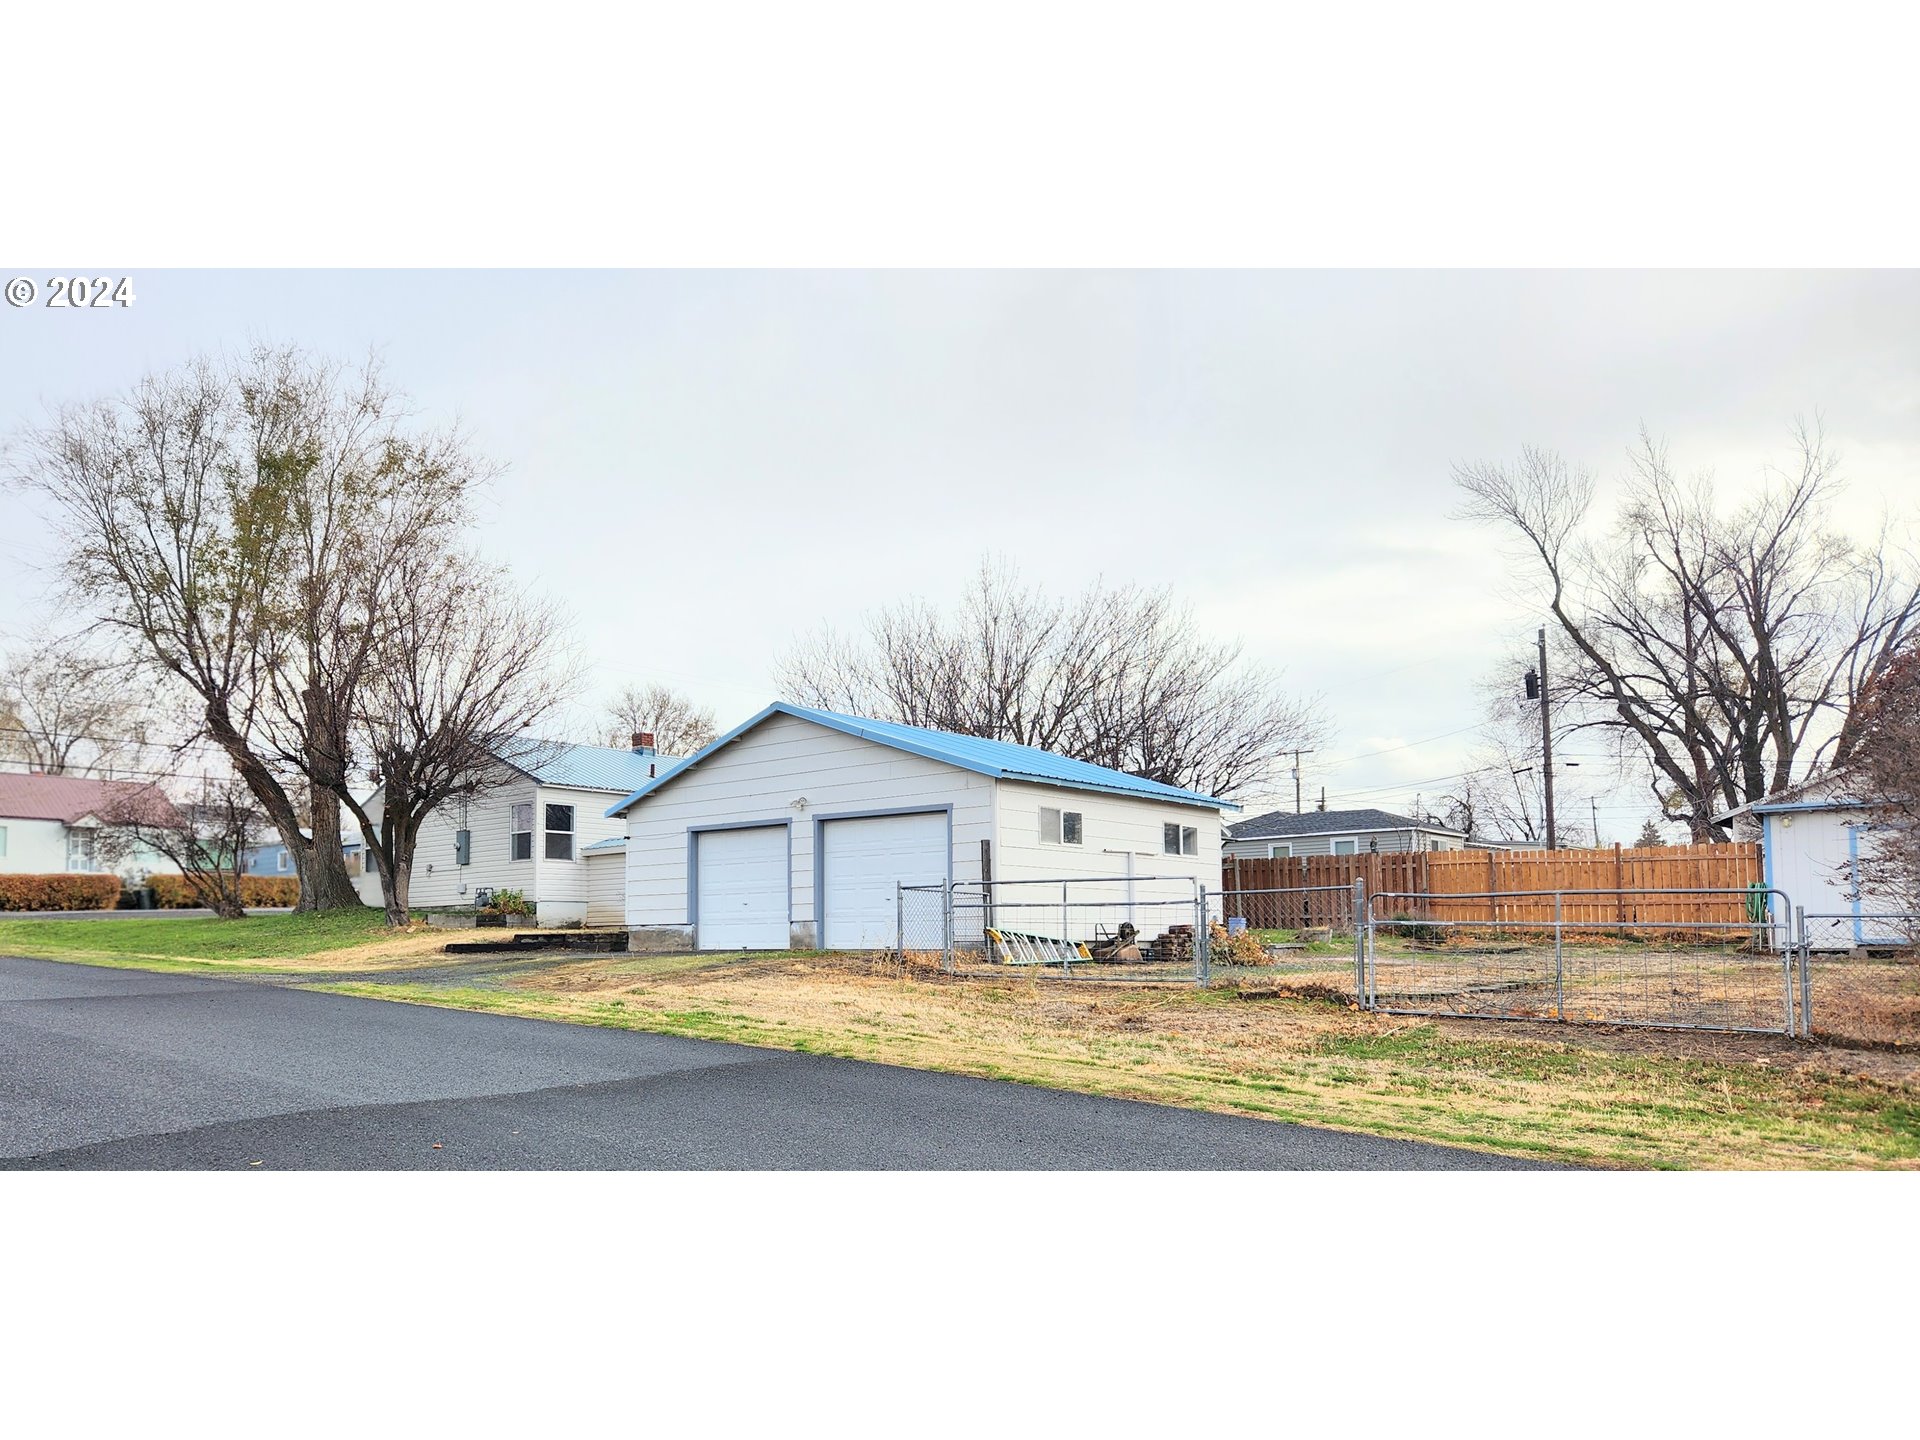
top-left (0, 908), bottom-right (398, 971)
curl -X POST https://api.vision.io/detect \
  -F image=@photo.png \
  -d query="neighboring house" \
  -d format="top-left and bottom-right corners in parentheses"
top-left (605, 702), bottom-right (1236, 952)
top-left (353, 734), bottom-right (678, 925)
top-left (1719, 773), bottom-right (1906, 950)
top-left (1223, 807), bottom-right (1467, 861)
top-left (0, 771), bottom-right (178, 881)
top-left (243, 831), bottom-right (365, 879)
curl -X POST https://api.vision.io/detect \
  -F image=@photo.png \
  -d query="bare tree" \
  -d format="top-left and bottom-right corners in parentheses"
top-left (13, 344), bottom-right (491, 910)
top-left (604, 682), bottom-right (716, 755)
top-left (0, 631), bottom-right (151, 775)
top-left (777, 557), bottom-right (1325, 801)
top-left (337, 550), bottom-right (575, 926)
top-left (1835, 644), bottom-right (1920, 924)
top-left (1441, 664), bottom-right (1598, 847)
top-left (1454, 424), bottom-right (1920, 840)
top-left (96, 775), bottom-right (268, 920)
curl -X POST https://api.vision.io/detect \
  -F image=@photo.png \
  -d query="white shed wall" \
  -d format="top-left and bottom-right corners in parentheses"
top-left (622, 711), bottom-right (997, 945)
top-left (990, 779), bottom-right (1222, 908)
top-left (1766, 807), bottom-right (1904, 947)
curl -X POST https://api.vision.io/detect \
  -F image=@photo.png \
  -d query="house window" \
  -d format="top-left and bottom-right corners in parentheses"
top-left (0, 825), bottom-right (7, 858)
top-left (277, 850), bottom-right (290, 872)
top-left (1428, 839), bottom-right (1444, 852)
top-left (1164, 824), bottom-right (1198, 856)
top-left (510, 802), bottom-right (534, 861)
top-left (545, 803), bottom-right (576, 860)
top-left (1331, 838), bottom-right (1358, 856)
top-left (1041, 807), bottom-right (1082, 845)
top-left (67, 830), bottom-right (98, 872)
top-left (1268, 843), bottom-right (1292, 859)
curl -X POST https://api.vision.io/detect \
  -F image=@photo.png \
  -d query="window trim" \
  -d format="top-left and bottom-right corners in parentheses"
top-left (1268, 842), bottom-right (1292, 859)
top-left (1041, 806), bottom-right (1083, 846)
top-left (510, 802), bottom-right (534, 862)
top-left (544, 802), bottom-right (576, 862)
top-left (1330, 836), bottom-right (1359, 856)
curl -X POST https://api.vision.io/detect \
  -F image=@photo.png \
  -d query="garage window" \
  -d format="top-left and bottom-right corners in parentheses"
top-left (1268, 843), bottom-right (1292, 859)
top-left (510, 802), bottom-right (533, 861)
top-left (1040, 807), bottom-right (1082, 845)
top-left (545, 804), bottom-right (576, 860)
top-left (1163, 823), bottom-right (1198, 856)
top-left (1332, 837), bottom-right (1358, 855)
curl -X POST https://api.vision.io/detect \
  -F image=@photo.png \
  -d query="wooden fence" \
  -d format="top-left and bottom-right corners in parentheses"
top-left (1221, 842), bottom-right (1764, 929)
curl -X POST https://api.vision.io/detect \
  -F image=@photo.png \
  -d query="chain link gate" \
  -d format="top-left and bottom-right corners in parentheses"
top-left (1359, 885), bottom-right (1804, 1035)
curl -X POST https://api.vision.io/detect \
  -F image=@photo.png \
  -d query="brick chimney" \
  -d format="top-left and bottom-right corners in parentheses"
top-left (631, 731), bottom-right (655, 755)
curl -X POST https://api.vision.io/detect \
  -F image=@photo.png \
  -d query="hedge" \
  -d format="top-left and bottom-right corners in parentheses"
top-left (148, 874), bottom-right (301, 909)
top-left (0, 873), bottom-right (125, 911)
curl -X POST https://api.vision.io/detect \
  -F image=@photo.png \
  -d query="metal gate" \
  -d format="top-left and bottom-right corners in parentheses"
top-left (1361, 886), bottom-right (1804, 1035)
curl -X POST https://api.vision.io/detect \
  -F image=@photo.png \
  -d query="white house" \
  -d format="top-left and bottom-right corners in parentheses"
top-left (355, 735), bottom-right (677, 926)
top-left (1223, 807), bottom-right (1467, 861)
top-left (1720, 773), bottom-right (1908, 950)
top-left (0, 772), bottom-right (176, 881)
top-left (604, 702), bottom-right (1236, 952)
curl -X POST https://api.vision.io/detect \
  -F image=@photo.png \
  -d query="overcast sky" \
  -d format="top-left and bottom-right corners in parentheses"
top-left (3, 270), bottom-right (1916, 831)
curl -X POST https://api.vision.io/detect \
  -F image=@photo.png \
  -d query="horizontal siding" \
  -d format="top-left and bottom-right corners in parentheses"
top-left (400, 767), bottom-right (538, 908)
top-left (992, 780), bottom-right (1223, 910)
top-left (532, 784), bottom-right (633, 910)
top-left (585, 850), bottom-right (625, 926)
top-left (623, 711), bottom-right (995, 931)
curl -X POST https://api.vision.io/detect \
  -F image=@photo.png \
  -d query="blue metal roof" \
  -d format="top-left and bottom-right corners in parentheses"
top-left (496, 738), bottom-right (671, 793)
top-left (582, 836), bottom-right (627, 853)
top-left (607, 702), bottom-right (1238, 817)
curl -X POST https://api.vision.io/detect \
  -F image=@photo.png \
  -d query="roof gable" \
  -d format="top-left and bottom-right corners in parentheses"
top-left (607, 703), bottom-right (1238, 817)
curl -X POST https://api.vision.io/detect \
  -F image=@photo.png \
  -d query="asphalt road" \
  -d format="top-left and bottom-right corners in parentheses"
top-left (0, 956), bottom-right (1554, 1170)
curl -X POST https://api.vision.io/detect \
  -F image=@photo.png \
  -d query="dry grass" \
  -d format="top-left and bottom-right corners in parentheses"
top-left (312, 948), bottom-right (1920, 1170)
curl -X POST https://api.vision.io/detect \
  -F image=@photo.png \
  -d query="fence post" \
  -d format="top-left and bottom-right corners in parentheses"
top-left (896, 882), bottom-right (905, 963)
top-left (942, 882), bottom-right (955, 974)
top-left (1352, 875), bottom-right (1366, 1004)
top-left (1781, 901), bottom-right (1797, 1038)
top-left (1795, 904), bottom-right (1812, 1039)
top-left (1553, 890), bottom-right (1565, 1021)
top-left (1196, 885), bottom-right (1211, 988)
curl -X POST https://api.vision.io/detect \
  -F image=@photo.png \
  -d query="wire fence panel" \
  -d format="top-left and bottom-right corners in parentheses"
top-left (1796, 911), bottom-right (1920, 1047)
top-left (1364, 889), bottom-right (1802, 1035)
top-left (898, 877), bottom-right (1209, 984)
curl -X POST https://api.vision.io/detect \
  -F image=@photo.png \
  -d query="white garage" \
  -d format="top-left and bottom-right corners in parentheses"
top-left (606, 702), bottom-right (1234, 954)
top-left (694, 824), bottom-right (789, 950)
top-left (819, 810), bottom-right (950, 949)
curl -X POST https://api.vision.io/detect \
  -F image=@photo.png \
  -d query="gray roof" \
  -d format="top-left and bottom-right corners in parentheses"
top-left (1226, 807), bottom-right (1464, 841)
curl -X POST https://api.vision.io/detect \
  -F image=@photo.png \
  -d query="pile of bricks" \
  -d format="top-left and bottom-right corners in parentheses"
top-left (1154, 924), bottom-right (1195, 964)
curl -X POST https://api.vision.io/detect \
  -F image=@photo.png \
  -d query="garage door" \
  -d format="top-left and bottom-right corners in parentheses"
top-left (821, 812), bottom-right (949, 950)
top-left (695, 826), bottom-right (788, 950)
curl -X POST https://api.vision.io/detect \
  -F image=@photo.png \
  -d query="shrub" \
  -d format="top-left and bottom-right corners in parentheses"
top-left (0, 873), bottom-right (125, 911)
top-left (480, 888), bottom-right (533, 918)
top-left (148, 874), bottom-right (302, 908)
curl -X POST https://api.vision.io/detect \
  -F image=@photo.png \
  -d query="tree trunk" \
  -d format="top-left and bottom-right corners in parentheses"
top-left (303, 786), bottom-right (366, 911)
top-left (384, 856), bottom-right (411, 929)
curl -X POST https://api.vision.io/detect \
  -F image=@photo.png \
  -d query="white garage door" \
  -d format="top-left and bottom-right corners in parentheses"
top-left (695, 826), bottom-right (788, 950)
top-left (821, 811), bottom-right (949, 950)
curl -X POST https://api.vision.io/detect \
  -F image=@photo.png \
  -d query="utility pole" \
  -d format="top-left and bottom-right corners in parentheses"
top-left (1590, 796), bottom-right (1601, 848)
top-left (1535, 626), bottom-right (1557, 850)
top-left (1290, 748), bottom-right (1315, 814)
